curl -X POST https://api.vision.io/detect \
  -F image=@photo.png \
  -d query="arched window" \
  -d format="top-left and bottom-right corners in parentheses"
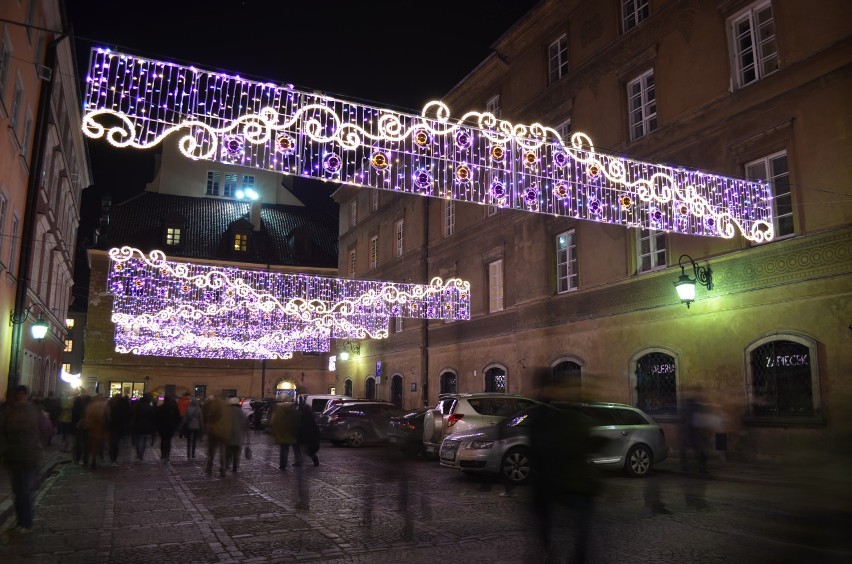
top-left (365, 376), bottom-right (376, 399)
top-left (484, 366), bottom-right (506, 393)
top-left (632, 350), bottom-right (678, 416)
top-left (440, 370), bottom-right (457, 394)
top-left (551, 358), bottom-right (583, 393)
top-left (746, 334), bottom-right (820, 418)
top-left (391, 374), bottom-right (403, 407)
top-left (344, 378), bottom-right (353, 397)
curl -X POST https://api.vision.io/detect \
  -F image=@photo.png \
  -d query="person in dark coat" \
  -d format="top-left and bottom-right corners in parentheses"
top-left (297, 402), bottom-right (320, 467)
top-left (130, 393), bottom-right (156, 460)
top-left (41, 391), bottom-right (60, 445)
top-left (108, 393), bottom-right (131, 466)
top-left (180, 398), bottom-right (204, 459)
top-left (0, 386), bottom-right (44, 532)
top-left (155, 394), bottom-right (182, 462)
top-left (71, 393), bottom-right (91, 465)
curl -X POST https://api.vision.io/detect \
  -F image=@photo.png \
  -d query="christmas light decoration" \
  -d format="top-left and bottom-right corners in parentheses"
top-left (107, 247), bottom-right (470, 359)
top-left (82, 49), bottom-right (774, 242)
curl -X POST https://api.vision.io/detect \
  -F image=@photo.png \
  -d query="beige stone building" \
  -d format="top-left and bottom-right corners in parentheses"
top-left (333, 0), bottom-right (852, 459)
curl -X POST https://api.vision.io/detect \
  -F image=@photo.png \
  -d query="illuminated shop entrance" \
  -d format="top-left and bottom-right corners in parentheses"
top-left (276, 380), bottom-right (297, 401)
top-left (109, 381), bottom-right (145, 399)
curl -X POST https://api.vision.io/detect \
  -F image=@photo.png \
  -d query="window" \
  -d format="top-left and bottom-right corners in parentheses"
top-left (241, 175), bottom-right (255, 193)
top-left (166, 227), bottom-right (181, 246)
top-left (394, 219), bottom-right (404, 257)
top-left (730, 2), bottom-right (778, 88)
top-left (394, 316), bottom-right (403, 333)
top-left (365, 377), bottom-right (376, 399)
top-left (20, 111), bottom-right (33, 158)
top-left (486, 95), bottom-right (500, 118)
top-left (64, 339), bottom-right (73, 352)
top-left (637, 228), bottom-right (666, 273)
top-left (233, 233), bottom-right (248, 252)
top-left (484, 367), bottom-right (506, 393)
top-left (0, 32), bottom-right (11, 98)
top-left (444, 199), bottom-right (455, 237)
top-left (634, 351), bottom-right (678, 416)
top-left (746, 151), bottom-right (792, 238)
top-left (489, 259), bottom-right (504, 312)
top-left (440, 371), bottom-right (457, 394)
top-left (206, 171), bottom-right (220, 195)
top-left (627, 70), bottom-right (657, 140)
top-left (194, 385), bottom-right (207, 398)
top-left (622, 0), bottom-right (649, 32)
top-left (556, 119), bottom-right (572, 144)
top-left (548, 34), bottom-right (569, 84)
top-left (9, 79), bottom-right (23, 132)
top-left (556, 230), bottom-right (578, 292)
top-left (350, 200), bottom-right (357, 228)
top-left (488, 205), bottom-right (498, 216)
top-left (369, 235), bottom-right (378, 269)
top-left (348, 249), bottom-right (356, 277)
top-left (223, 173), bottom-right (237, 197)
top-left (344, 378), bottom-right (353, 397)
top-left (552, 360), bottom-right (582, 392)
top-left (65, 319), bottom-right (74, 329)
top-left (8, 216), bottom-right (18, 275)
top-left (746, 335), bottom-right (819, 419)
top-left (371, 189), bottom-right (379, 212)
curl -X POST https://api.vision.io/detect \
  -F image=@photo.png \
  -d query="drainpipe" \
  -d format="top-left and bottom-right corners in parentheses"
top-left (421, 198), bottom-right (429, 406)
top-left (7, 32), bottom-right (68, 397)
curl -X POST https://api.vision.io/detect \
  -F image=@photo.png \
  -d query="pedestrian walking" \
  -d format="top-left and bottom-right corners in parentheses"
top-left (177, 392), bottom-right (191, 438)
top-left (180, 398), bottom-right (203, 459)
top-left (107, 393), bottom-right (131, 466)
top-left (681, 393), bottom-right (709, 473)
top-left (0, 386), bottom-right (45, 533)
top-left (269, 399), bottom-right (301, 470)
top-left (71, 393), bottom-right (90, 465)
top-left (41, 391), bottom-right (60, 446)
top-left (58, 394), bottom-right (73, 451)
top-left (224, 397), bottom-right (249, 473)
top-left (297, 401), bottom-right (320, 467)
top-left (203, 396), bottom-right (231, 477)
top-left (130, 393), bottom-right (156, 461)
top-left (79, 395), bottom-right (109, 470)
top-left (155, 394), bottom-right (181, 462)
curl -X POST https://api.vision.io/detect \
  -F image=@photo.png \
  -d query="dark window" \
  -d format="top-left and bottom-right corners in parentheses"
top-left (440, 371), bottom-right (457, 394)
top-left (194, 385), bottom-right (206, 398)
top-left (750, 340), bottom-right (813, 416)
top-left (391, 375), bottom-right (403, 407)
top-left (552, 360), bottom-right (581, 389)
top-left (365, 377), bottom-right (376, 399)
top-left (344, 379), bottom-right (353, 397)
top-left (635, 352), bottom-right (677, 415)
top-left (484, 367), bottom-right (506, 393)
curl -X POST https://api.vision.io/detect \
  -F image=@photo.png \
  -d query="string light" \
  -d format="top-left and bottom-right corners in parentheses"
top-left (82, 49), bottom-right (774, 242)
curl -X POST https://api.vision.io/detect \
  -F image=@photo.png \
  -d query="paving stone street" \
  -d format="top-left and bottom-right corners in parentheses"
top-left (1, 431), bottom-right (850, 563)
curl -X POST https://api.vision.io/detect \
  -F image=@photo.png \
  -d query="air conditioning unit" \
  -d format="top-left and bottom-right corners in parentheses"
top-left (36, 65), bottom-right (52, 81)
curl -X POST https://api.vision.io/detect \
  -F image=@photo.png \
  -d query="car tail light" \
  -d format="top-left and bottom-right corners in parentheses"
top-left (448, 414), bottom-right (464, 427)
top-left (404, 422), bottom-right (416, 431)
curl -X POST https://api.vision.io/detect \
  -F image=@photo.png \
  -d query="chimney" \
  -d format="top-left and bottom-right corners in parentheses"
top-left (250, 199), bottom-right (262, 232)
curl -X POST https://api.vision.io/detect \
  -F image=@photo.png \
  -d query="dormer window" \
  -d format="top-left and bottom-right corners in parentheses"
top-left (166, 227), bottom-right (181, 246)
top-left (234, 233), bottom-right (248, 252)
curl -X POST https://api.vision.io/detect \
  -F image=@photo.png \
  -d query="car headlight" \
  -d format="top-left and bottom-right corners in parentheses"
top-left (465, 440), bottom-right (495, 450)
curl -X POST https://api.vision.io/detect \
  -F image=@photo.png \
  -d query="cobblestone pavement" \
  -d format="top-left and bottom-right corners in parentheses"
top-left (1, 432), bottom-right (850, 563)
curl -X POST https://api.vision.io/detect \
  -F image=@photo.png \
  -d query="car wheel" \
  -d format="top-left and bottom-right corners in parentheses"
top-left (501, 448), bottom-right (532, 485)
top-left (347, 428), bottom-right (366, 448)
top-left (625, 444), bottom-right (653, 477)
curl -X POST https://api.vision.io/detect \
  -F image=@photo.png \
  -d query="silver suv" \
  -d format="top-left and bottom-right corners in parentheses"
top-left (422, 393), bottom-right (539, 457)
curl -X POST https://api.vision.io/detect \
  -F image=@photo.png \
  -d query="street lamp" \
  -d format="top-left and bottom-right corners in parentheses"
top-left (674, 254), bottom-right (713, 308)
top-left (338, 340), bottom-right (360, 361)
top-left (10, 304), bottom-right (49, 340)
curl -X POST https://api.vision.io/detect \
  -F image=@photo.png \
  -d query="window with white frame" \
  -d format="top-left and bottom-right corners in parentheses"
top-left (0, 192), bottom-right (7, 266)
top-left (489, 259), bottom-right (504, 313)
top-left (486, 95), bottom-right (500, 118)
top-left (556, 229), bottom-right (578, 293)
top-left (8, 216), bottom-right (18, 275)
top-left (223, 173), bottom-right (237, 197)
top-left (0, 32), bottom-right (11, 98)
top-left (746, 151), bottom-right (792, 238)
top-left (166, 227), bottom-right (181, 246)
top-left (729, 2), bottom-right (778, 88)
top-left (548, 34), bottom-right (569, 84)
top-left (369, 235), bottom-right (378, 270)
top-left (206, 171), bottom-right (220, 196)
top-left (350, 200), bottom-right (357, 228)
top-left (10, 78), bottom-right (23, 132)
top-left (348, 248), bottom-right (356, 277)
top-left (746, 334), bottom-right (819, 419)
top-left (637, 228), bottom-right (666, 273)
top-left (622, 0), bottom-right (649, 32)
top-left (394, 219), bottom-right (404, 257)
top-left (627, 69), bottom-right (657, 141)
top-left (20, 111), bottom-right (32, 158)
top-left (556, 119), bottom-right (572, 143)
top-left (444, 199), bottom-right (455, 237)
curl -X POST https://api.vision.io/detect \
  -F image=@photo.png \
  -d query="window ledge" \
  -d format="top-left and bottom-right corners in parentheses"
top-left (741, 415), bottom-right (826, 428)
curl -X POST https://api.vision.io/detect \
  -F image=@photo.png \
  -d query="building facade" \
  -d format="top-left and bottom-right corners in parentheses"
top-left (333, 0), bottom-right (852, 459)
top-left (83, 137), bottom-right (340, 400)
top-left (0, 0), bottom-right (91, 399)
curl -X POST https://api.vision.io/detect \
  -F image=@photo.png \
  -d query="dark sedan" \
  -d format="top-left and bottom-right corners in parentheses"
top-left (319, 401), bottom-right (406, 447)
top-left (388, 407), bottom-right (430, 457)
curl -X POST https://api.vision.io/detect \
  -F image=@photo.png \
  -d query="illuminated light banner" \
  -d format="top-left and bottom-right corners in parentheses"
top-left (83, 49), bottom-right (774, 242)
top-left (108, 247), bottom-right (470, 359)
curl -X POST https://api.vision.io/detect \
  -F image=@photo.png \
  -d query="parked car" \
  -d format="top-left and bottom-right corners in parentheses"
top-left (296, 394), bottom-right (354, 422)
top-left (388, 407), bottom-right (430, 457)
top-left (422, 393), bottom-right (540, 457)
top-left (319, 400), bottom-right (406, 447)
top-left (439, 401), bottom-right (668, 484)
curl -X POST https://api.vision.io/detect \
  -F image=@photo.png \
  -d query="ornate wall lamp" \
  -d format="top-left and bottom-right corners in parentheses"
top-left (338, 340), bottom-right (361, 361)
top-left (10, 303), bottom-right (50, 340)
top-left (674, 254), bottom-right (713, 308)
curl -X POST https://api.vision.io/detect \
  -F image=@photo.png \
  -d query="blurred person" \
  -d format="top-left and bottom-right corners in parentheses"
top-left (224, 397), bottom-right (249, 473)
top-left (0, 386), bottom-right (44, 533)
top-left (58, 393), bottom-right (74, 451)
top-left (71, 393), bottom-right (91, 465)
top-left (297, 401), bottom-right (320, 467)
top-left (108, 393), bottom-right (131, 466)
top-left (681, 393), bottom-right (710, 473)
top-left (130, 393), bottom-right (156, 461)
top-left (155, 394), bottom-right (181, 462)
top-left (643, 473), bottom-right (672, 515)
top-left (41, 391), bottom-right (60, 446)
top-left (204, 396), bottom-right (231, 477)
top-left (80, 395), bottom-right (109, 470)
top-left (180, 398), bottom-right (204, 459)
top-left (177, 392), bottom-right (191, 438)
top-left (269, 399), bottom-right (301, 470)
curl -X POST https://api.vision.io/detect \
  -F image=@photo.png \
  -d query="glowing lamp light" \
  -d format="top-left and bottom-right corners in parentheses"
top-left (674, 254), bottom-right (713, 309)
top-left (31, 317), bottom-right (49, 340)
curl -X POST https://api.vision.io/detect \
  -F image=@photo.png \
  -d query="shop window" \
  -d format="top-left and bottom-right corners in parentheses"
top-left (746, 335), bottom-right (819, 419)
top-left (440, 370), bottom-right (457, 394)
top-left (484, 366), bottom-right (506, 393)
top-left (633, 351), bottom-right (678, 416)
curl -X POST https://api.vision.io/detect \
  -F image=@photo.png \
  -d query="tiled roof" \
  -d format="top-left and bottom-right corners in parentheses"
top-left (97, 192), bottom-right (338, 268)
